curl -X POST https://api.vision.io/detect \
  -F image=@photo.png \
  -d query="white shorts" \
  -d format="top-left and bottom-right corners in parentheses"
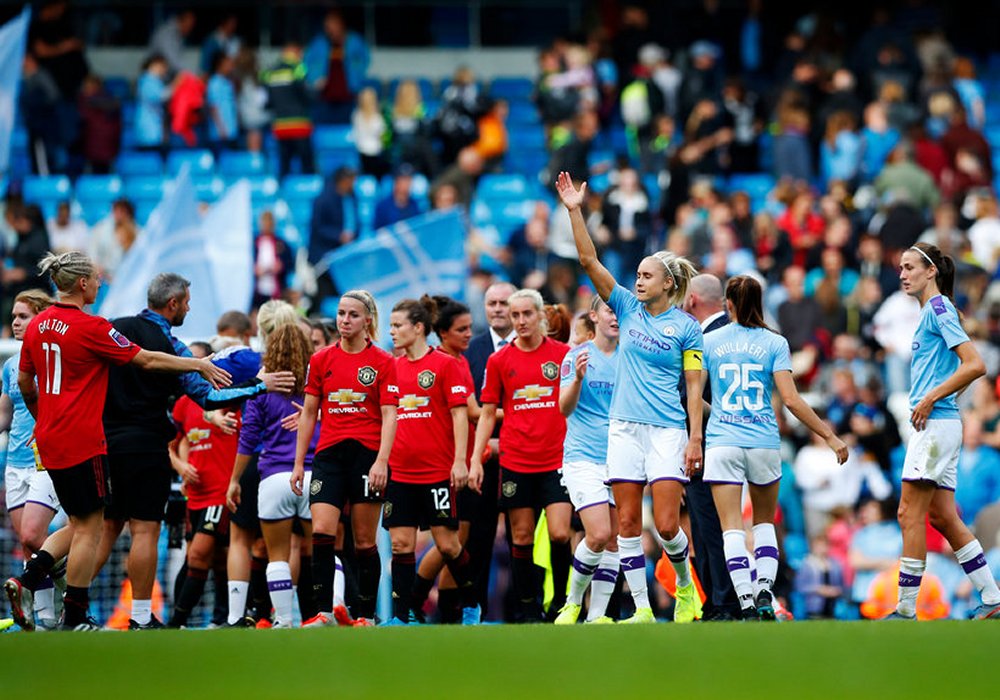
top-left (607, 419), bottom-right (688, 485)
top-left (563, 460), bottom-right (615, 510)
top-left (26, 469), bottom-right (60, 511)
top-left (258, 471), bottom-right (312, 522)
top-left (704, 446), bottom-right (782, 486)
top-left (902, 419), bottom-right (962, 491)
top-left (4, 467), bottom-right (32, 510)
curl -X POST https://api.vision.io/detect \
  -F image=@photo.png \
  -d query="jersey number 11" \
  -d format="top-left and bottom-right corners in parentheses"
top-left (41, 342), bottom-right (63, 395)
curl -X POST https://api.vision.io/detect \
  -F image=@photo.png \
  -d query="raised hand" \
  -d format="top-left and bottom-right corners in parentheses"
top-left (555, 171), bottom-right (587, 211)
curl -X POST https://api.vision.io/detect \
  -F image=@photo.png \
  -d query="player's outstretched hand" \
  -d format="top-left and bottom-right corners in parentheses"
top-left (368, 459), bottom-right (388, 495)
top-left (468, 459), bottom-right (484, 494)
top-left (259, 369), bottom-right (297, 394)
top-left (281, 401), bottom-right (304, 431)
top-left (555, 171), bottom-right (586, 211)
top-left (290, 465), bottom-right (305, 496)
top-left (199, 359), bottom-right (232, 389)
top-left (827, 435), bottom-right (850, 465)
top-left (226, 480), bottom-right (241, 512)
top-left (451, 459), bottom-right (469, 491)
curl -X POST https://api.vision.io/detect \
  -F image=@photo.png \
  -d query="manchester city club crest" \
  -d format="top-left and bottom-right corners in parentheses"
top-left (310, 479), bottom-right (322, 496)
top-left (357, 366), bottom-right (377, 386)
top-left (662, 325), bottom-right (676, 337)
top-left (502, 481), bottom-right (517, 497)
top-left (541, 361), bottom-right (559, 381)
top-left (417, 370), bottom-right (436, 389)
top-left (383, 501), bottom-right (393, 517)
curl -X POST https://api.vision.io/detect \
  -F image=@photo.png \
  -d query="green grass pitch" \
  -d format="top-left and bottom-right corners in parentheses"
top-left (1, 621), bottom-right (995, 698)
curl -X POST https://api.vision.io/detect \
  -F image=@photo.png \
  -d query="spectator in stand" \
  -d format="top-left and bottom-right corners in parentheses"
top-left (535, 48), bottom-right (579, 133)
top-left (29, 0), bottom-right (88, 99)
top-left (308, 166), bottom-right (358, 310)
top-left (772, 96), bottom-right (813, 182)
top-left (89, 197), bottom-right (139, 283)
top-left (820, 110), bottom-right (863, 188)
top-left (940, 107), bottom-right (993, 185)
top-left (351, 87), bottom-right (389, 178)
top-left (856, 234), bottom-right (901, 301)
top-left (2, 204), bottom-right (51, 319)
top-left (679, 98), bottom-right (733, 177)
top-left (777, 265), bottom-right (822, 354)
top-left (952, 57), bottom-right (986, 131)
top-left (777, 190), bottom-right (824, 268)
top-left (167, 68), bottom-right (206, 148)
top-left (252, 211), bottom-right (294, 309)
top-left (546, 110), bottom-right (599, 186)
top-left (850, 377), bottom-right (900, 473)
top-left (638, 43), bottom-right (680, 119)
top-left (506, 217), bottom-right (553, 289)
top-left (819, 69), bottom-right (864, 133)
top-left (262, 41), bottom-right (315, 178)
top-left (77, 74), bottom-right (121, 174)
top-left (795, 533), bottom-right (845, 619)
top-left (848, 498), bottom-right (901, 606)
top-left (806, 247), bottom-right (859, 300)
top-left (967, 193), bottom-right (1000, 273)
top-left (795, 420), bottom-right (859, 538)
top-left (721, 77), bottom-right (762, 173)
top-left (601, 167), bottom-right (652, 283)
top-left (147, 9), bottom-right (195, 78)
top-left (430, 147), bottom-right (483, 208)
top-left (135, 54), bottom-right (173, 155)
top-left (471, 99), bottom-right (509, 173)
top-left (205, 53), bottom-right (239, 155)
top-left (200, 14), bottom-right (240, 77)
top-left (373, 165), bottom-right (421, 230)
top-left (20, 52), bottom-right (62, 176)
top-left (47, 201), bottom-right (88, 255)
top-left (871, 286), bottom-right (921, 396)
top-left (860, 102), bottom-right (900, 183)
top-left (388, 80), bottom-right (436, 176)
top-left (436, 66), bottom-right (490, 167)
top-left (679, 40), bottom-right (723, 119)
top-left (234, 47), bottom-right (270, 153)
top-left (918, 202), bottom-right (965, 259)
top-left (305, 10), bottom-right (370, 125)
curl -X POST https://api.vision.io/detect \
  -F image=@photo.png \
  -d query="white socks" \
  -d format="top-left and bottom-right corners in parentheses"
top-left (752, 523), bottom-right (779, 597)
top-left (567, 541), bottom-right (603, 606)
top-left (955, 540), bottom-right (1000, 606)
top-left (227, 580), bottom-right (249, 625)
top-left (655, 529), bottom-right (692, 588)
top-left (617, 535), bottom-right (650, 610)
top-left (587, 550), bottom-right (619, 621)
top-left (266, 561), bottom-right (294, 625)
top-left (723, 529), bottom-right (754, 609)
top-left (897, 557), bottom-right (925, 618)
top-left (131, 598), bottom-right (152, 625)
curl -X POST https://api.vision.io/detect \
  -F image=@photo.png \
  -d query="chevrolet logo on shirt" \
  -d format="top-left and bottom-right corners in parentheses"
top-left (398, 394), bottom-right (431, 411)
top-left (512, 385), bottom-right (554, 402)
top-left (328, 389), bottom-right (367, 405)
top-left (186, 428), bottom-right (211, 443)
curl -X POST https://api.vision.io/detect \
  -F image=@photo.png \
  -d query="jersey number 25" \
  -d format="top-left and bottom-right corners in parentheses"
top-left (719, 363), bottom-right (764, 412)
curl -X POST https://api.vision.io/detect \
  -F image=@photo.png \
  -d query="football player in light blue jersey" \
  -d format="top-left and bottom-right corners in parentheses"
top-left (1, 290), bottom-right (62, 629)
top-left (558, 171), bottom-right (704, 624)
top-left (890, 243), bottom-right (1000, 620)
top-left (554, 296), bottom-right (620, 624)
top-left (703, 276), bottom-right (847, 620)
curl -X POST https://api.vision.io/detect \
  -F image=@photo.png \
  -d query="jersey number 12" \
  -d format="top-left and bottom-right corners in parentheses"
top-left (41, 342), bottom-right (63, 395)
top-left (719, 363), bottom-right (764, 411)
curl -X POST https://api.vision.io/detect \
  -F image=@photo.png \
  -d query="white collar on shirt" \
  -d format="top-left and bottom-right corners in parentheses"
top-left (489, 327), bottom-right (517, 352)
top-left (701, 310), bottom-right (727, 332)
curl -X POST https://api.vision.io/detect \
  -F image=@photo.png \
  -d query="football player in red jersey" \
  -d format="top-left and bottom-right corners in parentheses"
top-left (3, 252), bottom-right (230, 631)
top-left (382, 297), bottom-right (480, 624)
top-left (470, 288), bottom-right (572, 622)
top-left (167, 395), bottom-right (240, 628)
top-left (293, 290), bottom-right (398, 626)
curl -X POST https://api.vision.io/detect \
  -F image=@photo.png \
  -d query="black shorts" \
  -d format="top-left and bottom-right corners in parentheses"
top-left (499, 467), bottom-right (570, 511)
top-left (309, 440), bottom-right (382, 510)
top-left (48, 456), bottom-right (111, 518)
top-left (459, 458), bottom-right (500, 522)
top-left (230, 454), bottom-right (261, 534)
top-left (187, 504), bottom-right (231, 541)
top-left (104, 450), bottom-right (173, 522)
top-left (382, 479), bottom-right (458, 530)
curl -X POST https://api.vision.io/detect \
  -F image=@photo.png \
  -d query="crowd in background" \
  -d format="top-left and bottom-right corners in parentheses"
top-left (3, 0), bottom-right (1000, 620)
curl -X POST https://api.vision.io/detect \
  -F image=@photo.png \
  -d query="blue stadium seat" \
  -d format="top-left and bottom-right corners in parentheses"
top-left (123, 175), bottom-right (167, 202)
top-left (280, 174), bottom-right (324, 201)
top-left (506, 102), bottom-right (540, 126)
top-left (507, 126), bottom-right (546, 151)
top-left (219, 151), bottom-right (270, 177)
top-left (727, 173), bottom-right (776, 199)
top-left (167, 149), bottom-right (216, 176)
top-left (103, 76), bottom-right (131, 101)
top-left (361, 77), bottom-right (384, 98)
top-left (358, 199), bottom-right (375, 234)
top-left (503, 148), bottom-right (548, 179)
top-left (116, 151), bottom-right (163, 177)
top-left (588, 172), bottom-right (610, 193)
top-left (317, 149), bottom-right (360, 175)
top-left (240, 175), bottom-right (280, 203)
top-left (477, 174), bottom-right (533, 200)
top-left (10, 127), bottom-right (27, 152)
top-left (587, 149), bottom-right (615, 175)
top-left (489, 77), bottom-right (534, 101)
top-left (23, 175), bottom-right (72, 204)
top-left (313, 125), bottom-right (354, 151)
top-left (355, 174), bottom-right (379, 201)
top-left (387, 77), bottom-right (436, 101)
top-left (75, 175), bottom-right (123, 224)
top-left (192, 176), bottom-right (225, 202)
top-left (783, 532), bottom-right (809, 570)
top-left (134, 199), bottom-right (159, 226)
top-left (986, 126), bottom-right (1000, 150)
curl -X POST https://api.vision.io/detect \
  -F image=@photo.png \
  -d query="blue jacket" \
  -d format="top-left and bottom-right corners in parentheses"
top-left (304, 30), bottom-right (370, 95)
top-left (309, 181), bottom-right (358, 265)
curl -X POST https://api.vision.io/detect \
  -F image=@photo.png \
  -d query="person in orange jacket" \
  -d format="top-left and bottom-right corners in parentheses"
top-left (860, 565), bottom-right (951, 621)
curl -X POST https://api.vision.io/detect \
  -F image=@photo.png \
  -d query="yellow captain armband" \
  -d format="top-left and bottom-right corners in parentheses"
top-left (31, 441), bottom-right (45, 472)
top-left (682, 349), bottom-right (704, 371)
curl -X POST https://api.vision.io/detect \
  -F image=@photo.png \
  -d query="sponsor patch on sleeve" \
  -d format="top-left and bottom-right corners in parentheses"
top-left (109, 328), bottom-right (131, 348)
top-left (931, 296), bottom-right (948, 316)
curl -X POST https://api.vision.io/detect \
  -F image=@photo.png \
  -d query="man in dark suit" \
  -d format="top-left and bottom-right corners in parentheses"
top-left (309, 166), bottom-right (358, 313)
top-left (681, 273), bottom-right (740, 620)
top-left (463, 281), bottom-right (516, 617)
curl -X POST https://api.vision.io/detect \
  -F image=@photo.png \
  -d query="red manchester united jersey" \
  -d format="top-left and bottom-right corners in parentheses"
top-left (481, 337), bottom-right (569, 473)
top-left (305, 341), bottom-right (398, 453)
top-left (439, 348), bottom-right (477, 464)
top-left (390, 349), bottom-right (470, 484)
top-left (19, 303), bottom-right (141, 470)
top-left (172, 396), bottom-right (239, 509)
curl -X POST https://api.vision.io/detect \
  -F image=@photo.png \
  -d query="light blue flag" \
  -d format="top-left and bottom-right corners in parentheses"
top-left (100, 168), bottom-right (254, 339)
top-left (327, 208), bottom-right (468, 343)
top-left (0, 6), bottom-right (31, 175)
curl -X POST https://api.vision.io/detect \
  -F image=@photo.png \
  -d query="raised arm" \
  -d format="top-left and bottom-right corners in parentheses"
top-left (555, 171), bottom-right (616, 300)
top-left (132, 349), bottom-right (232, 389)
top-left (774, 371), bottom-right (849, 463)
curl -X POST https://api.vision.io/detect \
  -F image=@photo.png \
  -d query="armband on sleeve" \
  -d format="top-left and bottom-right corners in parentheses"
top-left (682, 349), bottom-right (703, 371)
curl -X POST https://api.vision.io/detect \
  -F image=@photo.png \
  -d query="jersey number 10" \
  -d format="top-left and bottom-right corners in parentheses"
top-left (41, 342), bottom-right (63, 395)
top-left (719, 363), bottom-right (764, 411)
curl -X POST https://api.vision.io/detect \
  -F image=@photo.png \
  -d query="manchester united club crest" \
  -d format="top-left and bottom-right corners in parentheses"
top-left (310, 479), bottom-right (323, 496)
top-left (502, 481), bottom-right (517, 497)
top-left (383, 501), bottom-right (393, 517)
top-left (357, 366), bottom-right (377, 386)
top-left (541, 361), bottom-right (559, 381)
top-left (417, 370), bottom-right (436, 390)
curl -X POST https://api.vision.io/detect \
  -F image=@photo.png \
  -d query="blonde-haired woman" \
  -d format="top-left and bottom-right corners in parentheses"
top-left (469, 288), bottom-right (572, 622)
top-left (294, 290), bottom-right (398, 626)
top-left (558, 171), bottom-right (705, 624)
top-left (352, 86), bottom-right (389, 177)
top-left (390, 79), bottom-right (435, 175)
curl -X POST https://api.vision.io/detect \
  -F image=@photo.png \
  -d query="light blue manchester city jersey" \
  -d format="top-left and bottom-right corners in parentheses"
top-left (2, 353), bottom-right (37, 469)
top-left (704, 324), bottom-right (792, 449)
top-left (560, 340), bottom-right (618, 463)
top-left (607, 285), bottom-right (702, 430)
top-left (910, 295), bottom-right (969, 420)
